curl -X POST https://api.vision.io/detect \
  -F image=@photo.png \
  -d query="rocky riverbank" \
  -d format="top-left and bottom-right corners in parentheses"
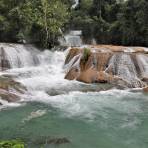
top-left (64, 45), bottom-right (148, 88)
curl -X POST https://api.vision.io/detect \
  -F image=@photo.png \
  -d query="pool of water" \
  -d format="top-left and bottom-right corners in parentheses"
top-left (0, 90), bottom-right (148, 148)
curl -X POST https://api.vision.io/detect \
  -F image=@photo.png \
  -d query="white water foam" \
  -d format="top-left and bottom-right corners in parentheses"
top-left (0, 44), bottom-right (147, 124)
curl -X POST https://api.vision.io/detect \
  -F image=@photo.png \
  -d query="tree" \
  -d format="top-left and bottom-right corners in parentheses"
top-left (118, 0), bottom-right (148, 46)
top-left (36, 0), bottom-right (69, 47)
top-left (0, 0), bottom-right (70, 48)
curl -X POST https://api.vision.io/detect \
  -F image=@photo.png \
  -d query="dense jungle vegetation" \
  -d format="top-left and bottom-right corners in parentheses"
top-left (0, 0), bottom-right (148, 48)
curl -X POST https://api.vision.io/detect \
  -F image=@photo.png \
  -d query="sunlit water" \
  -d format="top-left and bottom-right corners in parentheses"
top-left (0, 45), bottom-right (148, 148)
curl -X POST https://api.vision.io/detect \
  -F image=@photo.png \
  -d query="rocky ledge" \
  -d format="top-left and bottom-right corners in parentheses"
top-left (0, 75), bottom-right (26, 104)
top-left (64, 45), bottom-right (148, 88)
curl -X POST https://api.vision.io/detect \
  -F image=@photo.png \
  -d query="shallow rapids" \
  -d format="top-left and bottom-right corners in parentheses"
top-left (0, 44), bottom-right (148, 148)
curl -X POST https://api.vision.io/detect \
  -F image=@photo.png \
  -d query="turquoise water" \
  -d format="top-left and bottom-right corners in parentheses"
top-left (0, 49), bottom-right (148, 148)
top-left (0, 90), bottom-right (148, 148)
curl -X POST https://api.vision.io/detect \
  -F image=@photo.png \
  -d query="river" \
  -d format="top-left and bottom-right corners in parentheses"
top-left (0, 44), bottom-right (148, 148)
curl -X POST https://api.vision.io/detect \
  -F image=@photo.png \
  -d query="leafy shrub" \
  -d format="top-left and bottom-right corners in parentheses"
top-left (0, 140), bottom-right (24, 148)
top-left (82, 48), bottom-right (91, 63)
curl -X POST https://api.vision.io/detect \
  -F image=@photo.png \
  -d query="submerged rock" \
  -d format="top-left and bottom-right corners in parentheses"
top-left (64, 45), bottom-right (148, 88)
top-left (22, 110), bottom-right (47, 123)
top-left (32, 136), bottom-right (70, 146)
top-left (47, 137), bottom-right (70, 145)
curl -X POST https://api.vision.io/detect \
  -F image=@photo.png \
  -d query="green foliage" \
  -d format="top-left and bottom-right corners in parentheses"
top-left (0, 0), bottom-right (70, 48)
top-left (0, 0), bottom-right (147, 47)
top-left (71, 0), bottom-right (148, 46)
top-left (0, 140), bottom-right (24, 148)
top-left (82, 48), bottom-right (91, 63)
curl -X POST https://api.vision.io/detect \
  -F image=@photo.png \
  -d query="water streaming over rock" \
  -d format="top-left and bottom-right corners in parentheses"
top-left (0, 43), bottom-right (148, 108)
top-left (59, 30), bottom-right (82, 47)
top-left (0, 43), bottom-right (90, 107)
top-left (0, 44), bottom-right (148, 148)
top-left (136, 54), bottom-right (148, 79)
top-left (108, 53), bottom-right (143, 87)
top-left (65, 46), bottom-right (148, 88)
top-left (0, 43), bottom-right (41, 68)
top-left (72, 0), bottom-right (79, 9)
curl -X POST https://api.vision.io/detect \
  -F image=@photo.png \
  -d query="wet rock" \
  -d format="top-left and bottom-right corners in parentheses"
top-left (0, 89), bottom-right (20, 102)
top-left (77, 68), bottom-right (98, 83)
top-left (65, 67), bottom-right (80, 80)
top-left (47, 137), bottom-right (70, 145)
top-left (0, 47), bottom-right (11, 71)
top-left (142, 77), bottom-right (148, 84)
top-left (143, 87), bottom-right (148, 93)
top-left (65, 46), bottom-right (148, 88)
top-left (32, 136), bottom-right (70, 145)
top-left (97, 71), bottom-right (109, 83)
top-left (0, 76), bottom-right (26, 102)
top-left (65, 48), bottom-right (81, 65)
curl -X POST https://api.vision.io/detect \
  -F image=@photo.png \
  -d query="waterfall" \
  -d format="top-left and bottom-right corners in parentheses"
top-left (59, 30), bottom-right (82, 47)
top-left (0, 43), bottom-right (38, 68)
top-left (64, 53), bottom-right (82, 72)
top-left (136, 54), bottom-right (148, 79)
top-left (0, 43), bottom-right (71, 106)
top-left (0, 43), bottom-right (147, 107)
top-left (0, 43), bottom-right (54, 69)
top-left (72, 0), bottom-right (79, 9)
top-left (107, 53), bottom-right (144, 87)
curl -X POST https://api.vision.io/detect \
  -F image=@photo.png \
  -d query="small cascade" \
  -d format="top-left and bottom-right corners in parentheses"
top-left (136, 54), bottom-right (148, 79)
top-left (0, 43), bottom-right (53, 69)
top-left (64, 53), bottom-right (82, 72)
top-left (105, 53), bottom-right (143, 87)
top-left (0, 43), bottom-right (38, 68)
top-left (59, 30), bottom-right (82, 47)
top-left (0, 43), bottom-right (147, 108)
top-left (92, 38), bottom-right (97, 45)
top-left (65, 46), bottom-right (148, 88)
top-left (72, 0), bottom-right (79, 9)
top-left (0, 46), bottom-right (10, 71)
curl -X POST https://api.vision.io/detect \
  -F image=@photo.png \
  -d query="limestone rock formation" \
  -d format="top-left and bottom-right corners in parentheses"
top-left (64, 45), bottom-right (148, 88)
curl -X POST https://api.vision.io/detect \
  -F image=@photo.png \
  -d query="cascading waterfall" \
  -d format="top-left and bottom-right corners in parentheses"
top-left (0, 44), bottom-right (63, 105)
top-left (59, 30), bottom-right (82, 47)
top-left (0, 43), bottom-right (88, 108)
top-left (0, 44), bottom-right (40, 68)
top-left (136, 54), bottom-right (148, 79)
top-left (105, 53), bottom-right (144, 87)
top-left (72, 0), bottom-right (79, 9)
top-left (64, 53), bottom-right (82, 72)
top-left (0, 44), bottom-right (148, 148)
top-left (0, 43), bottom-right (147, 108)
